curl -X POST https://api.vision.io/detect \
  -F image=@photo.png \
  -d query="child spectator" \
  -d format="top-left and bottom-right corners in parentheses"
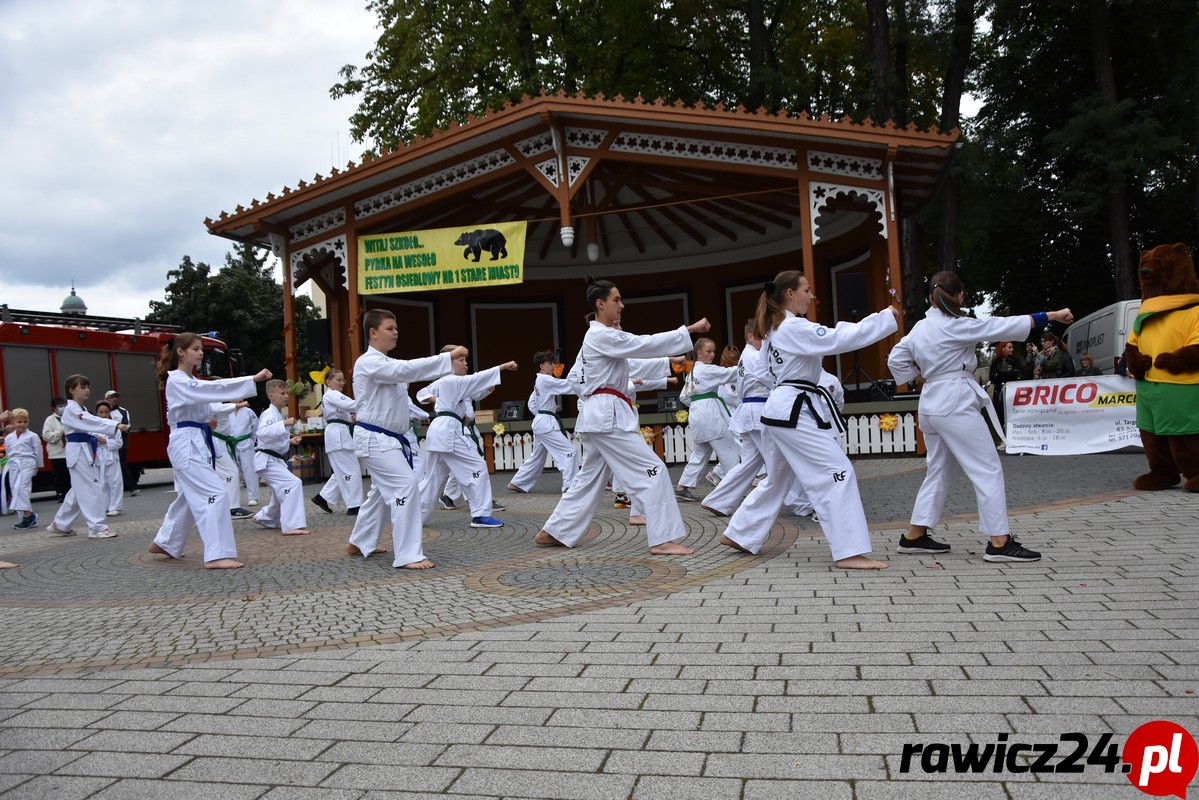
top-left (93, 401), bottom-right (124, 516)
top-left (41, 398), bottom-right (71, 501)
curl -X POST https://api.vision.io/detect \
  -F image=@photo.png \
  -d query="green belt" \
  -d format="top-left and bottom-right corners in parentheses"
top-left (256, 447), bottom-right (289, 462)
top-left (211, 431), bottom-right (252, 461)
top-left (435, 411), bottom-right (483, 456)
top-left (326, 418), bottom-right (355, 434)
top-left (538, 409), bottom-right (568, 437)
top-left (691, 391), bottom-right (732, 417)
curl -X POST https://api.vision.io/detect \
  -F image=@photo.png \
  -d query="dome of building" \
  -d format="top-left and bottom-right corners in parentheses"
top-left (61, 284), bottom-right (88, 315)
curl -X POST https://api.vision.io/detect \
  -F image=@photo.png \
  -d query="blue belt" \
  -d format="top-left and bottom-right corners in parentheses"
top-left (356, 421), bottom-right (413, 468)
top-left (742, 396), bottom-right (768, 403)
top-left (177, 421), bottom-right (216, 467)
top-left (66, 432), bottom-right (99, 461)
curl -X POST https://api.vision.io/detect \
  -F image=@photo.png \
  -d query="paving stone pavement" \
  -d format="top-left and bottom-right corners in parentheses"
top-left (0, 452), bottom-right (1195, 799)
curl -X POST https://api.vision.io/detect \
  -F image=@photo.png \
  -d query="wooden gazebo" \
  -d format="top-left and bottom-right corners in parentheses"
top-left (207, 91), bottom-right (958, 410)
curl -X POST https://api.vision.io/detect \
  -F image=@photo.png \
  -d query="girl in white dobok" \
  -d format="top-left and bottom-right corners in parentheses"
top-left (535, 276), bottom-right (710, 555)
top-left (887, 271), bottom-right (1072, 563)
top-left (674, 338), bottom-right (741, 500)
top-left (719, 270), bottom-right (899, 570)
top-left (507, 350), bottom-right (579, 494)
top-left (148, 334), bottom-right (271, 569)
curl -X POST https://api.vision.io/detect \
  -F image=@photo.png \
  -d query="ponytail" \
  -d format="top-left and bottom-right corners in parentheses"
top-left (928, 271), bottom-right (967, 318)
top-left (752, 270), bottom-right (803, 341)
top-left (157, 332), bottom-right (201, 387)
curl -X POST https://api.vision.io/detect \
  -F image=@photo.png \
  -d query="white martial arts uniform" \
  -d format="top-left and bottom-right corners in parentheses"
top-left (3, 429), bottom-right (43, 515)
top-left (318, 388), bottom-right (364, 510)
top-left (677, 362), bottom-right (741, 488)
top-left (699, 343), bottom-right (772, 515)
top-left (785, 369), bottom-right (844, 516)
top-left (722, 310), bottom-right (898, 558)
top-left (508, 372), bottom-right (581, 493)
top-left (99, 426), bottom-right (124, 513)
top-left (226, 406), bottom-right (260, 504)
top-left (211, 404), bottom-right (243, 510)
top-left (347, 347), bottom-right (452, 567)
top-left (253, 405), bottom-right (306, 531)
top-left (53, 400), bottom-right (120, 535)
top-left (888, 306), bottom-right (1032, 539)
top-left (541, 321), bottom-right (693, 548)
top-left (152, 371), bottom-right (258, 561)
top-left (419, 367), bottom-right (503, 522)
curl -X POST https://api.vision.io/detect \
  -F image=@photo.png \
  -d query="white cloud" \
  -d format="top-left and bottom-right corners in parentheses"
top-left (0, 0), bottom-right (376, 318)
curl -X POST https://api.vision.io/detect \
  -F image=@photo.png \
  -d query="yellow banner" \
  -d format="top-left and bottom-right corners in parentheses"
top-left (357, 222), bottom-right (526, 294)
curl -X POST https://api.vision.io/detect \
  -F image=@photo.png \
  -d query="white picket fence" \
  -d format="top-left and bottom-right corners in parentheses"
top-left (488, 412), bottom-right (918, 471)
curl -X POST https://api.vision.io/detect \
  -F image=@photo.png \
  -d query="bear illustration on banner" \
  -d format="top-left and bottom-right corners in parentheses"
top-left (455, 229), bottom-right (508, 262)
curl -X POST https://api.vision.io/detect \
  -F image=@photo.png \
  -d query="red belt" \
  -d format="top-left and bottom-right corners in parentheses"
top-left (592, 387), bottom-right (634, 408)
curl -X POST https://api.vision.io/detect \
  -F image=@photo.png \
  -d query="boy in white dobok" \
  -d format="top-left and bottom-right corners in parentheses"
top-left (253, 380), bottom-right (309, 535)
top-left (49, 375), bottom-right (128, 539)
top-left (674, 337), bottom-right (741, 500)
top-left (346, 310), bottom-right (463, 569)
top-left (312, 368), bottom-right (364, 515)
top-left (4, 409), bottom-right (44, 529)
top-left (93, 401), bottom-right (124, 516)
top-left (418, 348), bottom-right (517, 528)
top-left (211, 401), bottom-right (253, 517)
top-left (507, 350), bottom-right (579, 494)
top-left (226, 404), bottom-right (260, 506)
top-left (535, 276), bottom-right (709, 555)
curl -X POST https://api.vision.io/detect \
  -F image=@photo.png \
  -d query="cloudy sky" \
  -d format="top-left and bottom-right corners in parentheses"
top-left (1, 0), bottom-right (378, 319)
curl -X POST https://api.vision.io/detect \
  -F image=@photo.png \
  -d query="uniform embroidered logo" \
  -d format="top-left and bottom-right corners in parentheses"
top-left (832, 470), bottom-right (847, 482)
top-left (394, 497), bottom-right (406, 506)
top-left (207, 495), bottom-right (217, 504)
top-left (646, 466), bottom-right (659, 477)
top-left (816, 328), bottom-right (828, 337)
top-left (473, 471), bottom-right (481, 479)
top-left (283, 488), bottom-right (291, 495)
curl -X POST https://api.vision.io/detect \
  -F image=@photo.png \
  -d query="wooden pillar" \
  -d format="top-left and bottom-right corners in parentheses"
top-left (281, 250), bottom-right (299, 418)
top-left (884, 145), bottom-right (905, 337)
top-left (346, 216), bottom-right (363, 362)
top-left (796, 147), bottom-right (817, 321)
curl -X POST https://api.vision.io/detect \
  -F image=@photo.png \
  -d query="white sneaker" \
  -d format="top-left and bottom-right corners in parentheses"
top-left (130, 489), bottom-right (140, 497)
top-left (88, 530), bottom-right (118, 539)
top-left (106, 510), bottom-right (120, 517)
top-left (247, 499), bottom-right (258, 506)
top-left (705, 471), bottom-right (720, 487)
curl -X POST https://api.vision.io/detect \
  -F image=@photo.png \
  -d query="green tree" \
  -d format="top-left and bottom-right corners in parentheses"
top-left (148, 245), bottom-right (323, 393)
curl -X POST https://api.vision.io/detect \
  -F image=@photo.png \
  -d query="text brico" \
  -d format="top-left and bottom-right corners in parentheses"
top-left (1011, 382), bottom-right (1135, 407)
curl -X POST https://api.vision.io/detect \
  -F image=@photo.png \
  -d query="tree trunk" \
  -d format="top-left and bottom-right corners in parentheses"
top-left (1089, 0), bottom-right (1136, 299)
top-left (747, 0), bottom-right (766, 110)
top-left (866, 0), bottom-right (902, 125)
top-left (936, 0), bottom-right (974, 273)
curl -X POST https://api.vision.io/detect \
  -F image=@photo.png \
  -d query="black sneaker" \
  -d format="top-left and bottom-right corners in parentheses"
top-left (312, 495), bottom-right (333, 514)
top-left (438, 494), bottom-right (457, 510)
top-left (230, 507), bottom-right (252, 519)
top-left (675, 487), bottom-right (698, 502)
top-left (984, 535), bottom-right (1040, 562)
top-left (896, 533), bottom-right (950, 554)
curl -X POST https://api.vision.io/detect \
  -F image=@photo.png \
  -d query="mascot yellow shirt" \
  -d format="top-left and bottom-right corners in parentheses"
top-left (1127, 294), bottom-right (1199, 385)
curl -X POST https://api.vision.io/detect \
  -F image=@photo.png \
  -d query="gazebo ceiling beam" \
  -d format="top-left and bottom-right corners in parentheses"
top-left (671, 201), bottom-right (738, 241)
top-left (625, 185), bottom-right (707, 247)
top-left (616, 211), bottom-right (646, 254)
top-left (633, 208), bottom-right (678, 251)
top-left (694, 200), bottom-right (769, 235)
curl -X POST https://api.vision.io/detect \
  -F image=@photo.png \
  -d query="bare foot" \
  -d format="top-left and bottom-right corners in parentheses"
top-left (648, 541), bottom-right (694, 555)
top-left (204, 558), bottom-right (244, 569)
top-left (400, 559), bottom-right (434, 569)
top-left (534, 530), bottom-right (565, 547)
top-left (701, 505), bottom-right (728, 517)
top-left (281, 529), bottom-right (310, 536)
top-left (628, 515), bottom-right (646, 526)
top-left (719, 534), bottom-right (752, 554)
top-left (506, 483), bottom-right (526, 493)
top-left (346, 544), bottom-right (386, 557)
top-left (835, 555), bottom-right (889, 570)
top-left (0, 561), bottom-right (17, 569)
top-left (147, 542), bottom-right (177, 558)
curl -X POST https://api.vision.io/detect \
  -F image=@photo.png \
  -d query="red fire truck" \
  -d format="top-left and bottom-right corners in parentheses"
top-left (0, 306), bottom-right (242, 490)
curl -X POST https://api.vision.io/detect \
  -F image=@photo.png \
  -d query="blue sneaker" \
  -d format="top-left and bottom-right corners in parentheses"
top-left (470, 516), bottom-right (504, 528)
top-left (13, 513), bottom-right (37, 530)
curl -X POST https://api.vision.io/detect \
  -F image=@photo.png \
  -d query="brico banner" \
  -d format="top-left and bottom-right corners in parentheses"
top-left (1003, 375), bottom-right (1142, 455)
top-left (357, 222), bottom-right (526, 295)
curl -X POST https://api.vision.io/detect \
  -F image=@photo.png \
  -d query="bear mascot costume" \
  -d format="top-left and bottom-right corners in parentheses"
top-left (1124, 242), bottom-right (1199, 491)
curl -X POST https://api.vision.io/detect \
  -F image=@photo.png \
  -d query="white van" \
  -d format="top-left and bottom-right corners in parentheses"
top-left (1064, 299), bottom-right (1141, 374)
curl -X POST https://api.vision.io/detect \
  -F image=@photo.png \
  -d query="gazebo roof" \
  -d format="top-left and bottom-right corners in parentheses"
top-left (207, 90), bottom-right (958, 277)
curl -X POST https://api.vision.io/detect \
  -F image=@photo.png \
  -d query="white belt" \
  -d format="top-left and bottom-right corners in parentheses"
top-left (923, 370), bottom-right (1006, 444)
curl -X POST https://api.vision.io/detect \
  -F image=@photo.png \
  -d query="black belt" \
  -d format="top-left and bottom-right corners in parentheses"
top-left (256, 447), bottom-right (290, 462)
top-left (327, 418), bottom-right (355, 433)
top-left (177, 421), bottom-right (216, 466)
top-left (760, 380), bottom-right (846, 433)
